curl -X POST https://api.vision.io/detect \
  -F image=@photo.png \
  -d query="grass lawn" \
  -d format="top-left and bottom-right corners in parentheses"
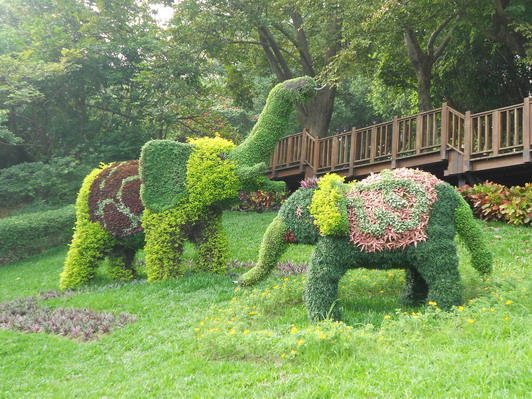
top-left (1, 211), bottom-right (531, 398)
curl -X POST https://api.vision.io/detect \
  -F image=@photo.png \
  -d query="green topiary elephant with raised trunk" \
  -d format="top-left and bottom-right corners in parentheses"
top-left (60, 76), bottom-right (317, 290)
top-left (239, 168), bottom-right (493, 322)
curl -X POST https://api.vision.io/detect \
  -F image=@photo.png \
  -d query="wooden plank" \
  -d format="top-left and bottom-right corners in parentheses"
top-left (463, 111), bottom-right (472, 172)
top-left (349, 128), bottom-right (357, 175)
top-left (313, 136), bottom-right (321, 174)
top-left (391, 116), bottom-right (399, 168)
top-left (331, 136), bottom-right (339, 171)
top-left (524, 97), bottom-right (531, 162)
top-left (286, 135), bottom-right (294, 165)
top-left (492, 111), bottom-right (500, 155)
top-left (440, 103), bottom-right (449, 159)
top-left (416, 114), bottom-right (423, 154)
top-left (299, 130), bottom-right (308, 172)
top-left (370, 126), bottom-right (377, 163)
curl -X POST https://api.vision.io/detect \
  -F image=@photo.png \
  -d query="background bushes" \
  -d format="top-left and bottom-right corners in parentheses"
top-left (234, 191), bottom-right (288, 212)
top-left (0, 158), bottom-right (92, 207)
top-left (458, 182), bottom-right (532, 226)
top-left (0, 205), bottom-right (75, 265)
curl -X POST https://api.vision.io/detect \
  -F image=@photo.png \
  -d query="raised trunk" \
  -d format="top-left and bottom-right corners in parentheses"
top-left (297, 86), bottom-right (336, 137)
top-left (230, 77), bottom-right (316, 167)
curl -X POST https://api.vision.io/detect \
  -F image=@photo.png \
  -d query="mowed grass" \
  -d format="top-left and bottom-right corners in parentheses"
top-left (0, 211), bottom-right (530, 398)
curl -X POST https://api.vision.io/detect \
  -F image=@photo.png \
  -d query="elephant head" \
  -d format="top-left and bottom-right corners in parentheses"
top-left (140, 76), bottom-right (318, 213)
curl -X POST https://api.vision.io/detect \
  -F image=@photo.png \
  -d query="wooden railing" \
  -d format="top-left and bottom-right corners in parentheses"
top-left (269, 98), bottom-right (532, 178)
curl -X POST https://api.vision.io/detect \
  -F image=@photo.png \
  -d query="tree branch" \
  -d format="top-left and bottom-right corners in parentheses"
top-left (427, 12), bottom-right (460, 57)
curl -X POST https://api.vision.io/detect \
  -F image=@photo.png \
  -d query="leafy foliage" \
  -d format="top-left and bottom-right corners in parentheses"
top-left (458, 182), bottom-right (532, 226)
top-left (0, 157), bottom-right (92, 206)
top-left (0, 205), bottom-right (75, 265)
top-left (309, 174), bottom-right (349, 236)
top-left (234, 191), bottom-right (288, 213)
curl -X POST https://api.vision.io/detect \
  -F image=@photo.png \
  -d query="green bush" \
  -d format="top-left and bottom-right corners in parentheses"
top-left (0, 205), bottom-right (76, 265)
top-left (458, 182), bottom-right (532, 226)
top-left (0, 157), bottom-right (92, 206)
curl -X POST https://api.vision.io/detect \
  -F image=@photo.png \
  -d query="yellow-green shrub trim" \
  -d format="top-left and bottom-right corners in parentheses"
top-left (309, 174), bottom-right (349, 236)
top-left (143, 206), bottom-right (187, 281)
top-left (60, 165), bottom-right (116, 289)
top-left (186, 136), bottom-right (240, 210)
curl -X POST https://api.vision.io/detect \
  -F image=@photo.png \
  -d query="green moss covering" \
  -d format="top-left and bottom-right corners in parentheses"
top-left (140, 140), bottom-right (192, 213)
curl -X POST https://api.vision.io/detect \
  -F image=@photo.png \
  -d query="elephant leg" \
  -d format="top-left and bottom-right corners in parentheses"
top-left (305, 238), bottom-right (349, 322)
top-left (400, 267), bottom-right (429, 307)
top-left (143, 209), bottom-right (185, 281)
top-left (192, 211), bottom-right (228, 274)
top-left (414, 239), bottom-right (463, 310)
top-left (60, 221), bottom-right (114, 290)
top-left (107, 246), bottom-right (136, 281)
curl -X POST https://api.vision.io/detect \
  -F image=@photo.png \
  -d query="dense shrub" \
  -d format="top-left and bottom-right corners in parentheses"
top-left (0, 205), bottom-right (76, 264)
top-left (458, 182), bottom-right (532, 226)
top-left (234, 190), bottom-right (288, 212)
top-left (0, 157), bottom-right (92, 206)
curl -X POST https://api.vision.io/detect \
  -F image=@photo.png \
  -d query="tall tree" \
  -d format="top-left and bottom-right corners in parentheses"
top-left (171, 0), bottom-right (345, 136)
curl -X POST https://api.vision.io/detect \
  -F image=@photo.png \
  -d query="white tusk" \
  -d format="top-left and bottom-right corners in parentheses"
top-left (314, 85), bottom-right (327, 91)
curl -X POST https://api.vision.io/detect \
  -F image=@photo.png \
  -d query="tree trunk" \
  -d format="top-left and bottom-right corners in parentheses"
top-left (297, 86), bottom-right (337, 137)
top-left (416, 66), bottom-right (433, 112)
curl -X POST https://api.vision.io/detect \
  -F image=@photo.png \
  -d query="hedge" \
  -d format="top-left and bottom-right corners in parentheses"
top-left (0, 205), bottom-right (76, 265)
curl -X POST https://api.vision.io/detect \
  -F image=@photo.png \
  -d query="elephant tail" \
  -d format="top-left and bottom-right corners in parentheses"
top-left (454, 192), bottom-right (493, 275)
top-left (238, 214), bottom-right (289, 286)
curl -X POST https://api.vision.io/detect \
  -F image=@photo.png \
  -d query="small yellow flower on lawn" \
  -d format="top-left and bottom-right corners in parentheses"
top-left (281, 353), bottom-right (285, 358)
top-left (384, 315), bottom-right (391, 319)
top-left (467, 319), bottom-right (475, 323)
top-left (291, 328), bottom-right (298, 334)
top-left (458, 306), bottom-right (464, 311)
top-left (243, 330), bottom-right (249, 334)
top-left (505, 300), bottom-right (513, 305)
top-left (297, 339), bottom-right (305, 346)
top-left (504, 317), bottom-right (510, 321)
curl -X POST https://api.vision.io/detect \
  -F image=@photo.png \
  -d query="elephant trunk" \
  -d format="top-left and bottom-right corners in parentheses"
top-left (230, 76), bottom-right (317, 169)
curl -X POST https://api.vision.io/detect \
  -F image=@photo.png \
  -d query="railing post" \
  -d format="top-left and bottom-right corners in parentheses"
top-left (370, 126), bottom-right (377, 164)
top-left (391, 116), bottom-right (399, 168)
top-left (349, 127), bottom-right (357, 176)
top-left (463, 111), bottom-right (472, 172)
top-left (492, 110), bottom-right (500, 156)
top-left (440, 103), bottom-right (449, 160)
top-left (313, 136), bottom-right (321, 176)
top-left (331, 136), bottom-right (338, 171)
top-left (415, 113), bottom-right (423, 154)
top-left (286, 135), bottom-right (294, 166)
top-left (299, 129), bottom-right (308, 172)
top-left (524, 97), bottom-right (531, 163)
top-left (271, 142), bottom-right (279, 177)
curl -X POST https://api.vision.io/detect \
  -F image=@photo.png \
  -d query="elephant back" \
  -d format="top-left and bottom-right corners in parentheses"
top-left (88, 160), bottom-right (144, 237)
top-left (346, 168), bottom-right (444, 252)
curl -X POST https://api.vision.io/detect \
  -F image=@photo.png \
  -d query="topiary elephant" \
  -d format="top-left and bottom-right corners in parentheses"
top-left (60, 76), bottom-right (317, 289)
top-left (239, 168), bottom-right (493, 321)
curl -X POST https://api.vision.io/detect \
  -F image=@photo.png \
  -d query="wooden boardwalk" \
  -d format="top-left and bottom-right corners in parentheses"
top-left (267, 98), bottom-right (532, 184)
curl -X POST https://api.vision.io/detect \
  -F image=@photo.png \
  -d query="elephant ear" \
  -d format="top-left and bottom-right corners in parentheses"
top-left (140, 140), bottom-right (193, 213)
